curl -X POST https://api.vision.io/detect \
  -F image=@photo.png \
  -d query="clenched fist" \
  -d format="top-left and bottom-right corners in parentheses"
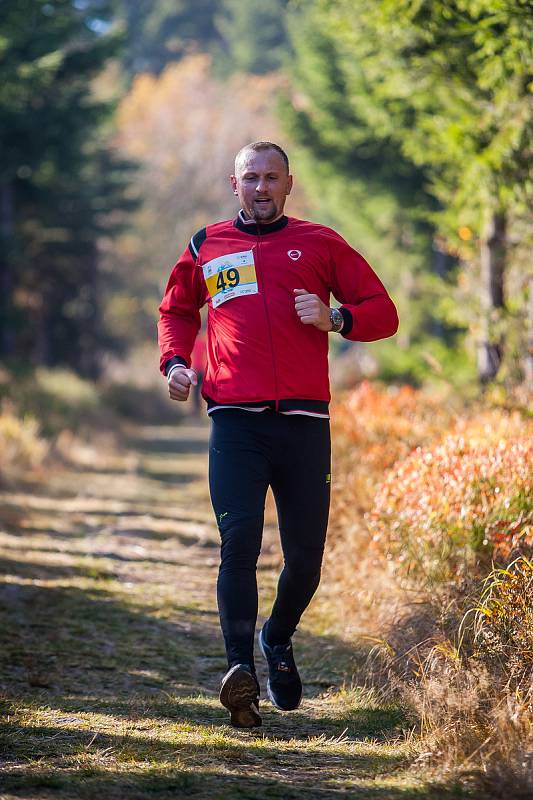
top-left (294, 288), bottom-right (332, 331)
top-left (167, 367), bottom-right (197, 401)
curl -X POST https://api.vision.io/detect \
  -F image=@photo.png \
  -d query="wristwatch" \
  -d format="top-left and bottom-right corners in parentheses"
top-left (329, 307), bottom-right (344, 333)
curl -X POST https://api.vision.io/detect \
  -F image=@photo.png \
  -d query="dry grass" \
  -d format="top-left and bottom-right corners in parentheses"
top-left (0, 413), bottom-right (465, 799)
top-left (319, 383), bottom-right (533, 797)
top-left (1, 376), bottom-right (531, 797)
top-left (0, 365), bottom-right (178, 486)
top-left (0, 402), bottom-right (49, 481)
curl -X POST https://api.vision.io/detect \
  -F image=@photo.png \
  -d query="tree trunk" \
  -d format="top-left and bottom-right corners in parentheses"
top-left (477, 211), bottom-right (506, 383)
top-left (0, 180), bottom-right (15, 357)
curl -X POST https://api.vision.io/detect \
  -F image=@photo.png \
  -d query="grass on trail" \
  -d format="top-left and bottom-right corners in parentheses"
top-left (0, 420), bottom-right (474, 799)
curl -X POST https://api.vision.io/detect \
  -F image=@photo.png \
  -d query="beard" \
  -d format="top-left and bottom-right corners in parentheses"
top-left (252, 199), bottom-right (278, 222)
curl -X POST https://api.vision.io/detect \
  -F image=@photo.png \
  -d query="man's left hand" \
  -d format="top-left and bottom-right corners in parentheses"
top-left (294, 288), bottom-right (332, 331)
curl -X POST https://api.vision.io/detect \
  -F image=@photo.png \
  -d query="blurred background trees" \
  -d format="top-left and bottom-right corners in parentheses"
top-left (0, 0), bottom-right (135, 376)
top-left (285, 0), bottom-right (532, 386)
top-left (0, 0), bottom-right (531, 389)
top-left (107, 54), bottom-right (293, 352)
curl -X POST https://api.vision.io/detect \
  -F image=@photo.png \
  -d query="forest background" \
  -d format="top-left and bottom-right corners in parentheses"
top-left (0, 1), bottom-right (532, 797)
top-left (1, 0), bottom-right (531, 390)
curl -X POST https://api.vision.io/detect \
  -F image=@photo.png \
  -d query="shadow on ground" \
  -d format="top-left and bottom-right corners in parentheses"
top-left (0, 761), bottom-right (471, 800)
top-left (0, 420), bottom-right (474, 799)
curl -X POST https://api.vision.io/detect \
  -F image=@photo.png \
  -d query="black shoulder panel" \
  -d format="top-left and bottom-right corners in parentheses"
top-left (188, 227), bottom-right (207, 259)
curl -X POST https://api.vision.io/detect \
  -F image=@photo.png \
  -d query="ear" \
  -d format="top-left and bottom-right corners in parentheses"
top-left (230, 175), bottom-right (238, 195)
top-left (286, 175), bottom-right (293, 195)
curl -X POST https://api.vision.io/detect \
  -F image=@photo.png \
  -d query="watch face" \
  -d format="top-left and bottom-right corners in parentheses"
top-left (330, 308), bottom-right (343, 331)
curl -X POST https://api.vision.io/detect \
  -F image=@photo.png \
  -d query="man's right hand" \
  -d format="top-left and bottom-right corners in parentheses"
top-left (167, 367), bottom-right (197, 401)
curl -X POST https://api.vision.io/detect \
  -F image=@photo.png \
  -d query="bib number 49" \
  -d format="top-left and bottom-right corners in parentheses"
top-left (202, 250), bottom-right (257, 308)
top-left (216, 267), bottom-right (240, 292)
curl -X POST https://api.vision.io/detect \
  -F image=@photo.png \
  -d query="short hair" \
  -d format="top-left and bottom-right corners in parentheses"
top-left (235, 141), bottom-right (290, 174)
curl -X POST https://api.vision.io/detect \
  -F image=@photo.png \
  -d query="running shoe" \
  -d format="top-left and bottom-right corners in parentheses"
top-left (259, 623), bottom-right (302, 711)
top-left (219, 664), bottom-right (262, 728)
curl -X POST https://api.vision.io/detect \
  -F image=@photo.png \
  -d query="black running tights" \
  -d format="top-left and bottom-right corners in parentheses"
top-left (208, 409), bottom-right (331, 670)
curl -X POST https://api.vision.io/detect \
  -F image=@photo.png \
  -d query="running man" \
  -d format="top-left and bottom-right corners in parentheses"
top-left (158, 141), bottom-right (398, 727)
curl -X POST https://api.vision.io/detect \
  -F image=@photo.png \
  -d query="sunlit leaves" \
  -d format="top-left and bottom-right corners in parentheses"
top-left (331, 383), bottom-right (531, 588)
top-left (368, 412), bottom-right (532, 582)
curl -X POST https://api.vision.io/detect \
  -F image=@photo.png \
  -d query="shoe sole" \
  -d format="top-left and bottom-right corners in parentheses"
top-left (259, 628), bottom-right (302, 712)
top-left (219, 666), bottom-right (262, 728)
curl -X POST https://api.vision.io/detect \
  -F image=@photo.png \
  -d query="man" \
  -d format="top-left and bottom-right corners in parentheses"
top-left (158, 141), bottom-right (398, 728)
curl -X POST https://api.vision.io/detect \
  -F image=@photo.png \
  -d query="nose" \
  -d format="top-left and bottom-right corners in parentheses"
top-left (255, 176), bottom-right (268, 193)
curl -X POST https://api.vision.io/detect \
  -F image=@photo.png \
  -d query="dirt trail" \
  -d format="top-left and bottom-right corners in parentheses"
top-left (0, 420), bottom-right (466, 799)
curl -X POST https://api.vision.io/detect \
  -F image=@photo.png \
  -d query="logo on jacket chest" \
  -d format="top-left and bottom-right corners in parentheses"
top-left (287, 250), bottom-right (302, 261)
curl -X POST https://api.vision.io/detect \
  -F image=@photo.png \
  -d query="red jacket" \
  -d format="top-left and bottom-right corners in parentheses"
top-left (190, 330), bottom-right (207, 374)
top-left (158, 213), bottom-right (398, 413)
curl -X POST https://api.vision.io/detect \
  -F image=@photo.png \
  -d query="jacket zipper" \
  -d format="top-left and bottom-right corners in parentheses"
top-left (256, 225), bottom-right (280, 411)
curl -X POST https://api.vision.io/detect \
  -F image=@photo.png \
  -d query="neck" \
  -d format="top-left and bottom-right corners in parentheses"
top-left (235, 209), bottom-right (289, 235)
top-left (239, 209), bottom-right (284, 226)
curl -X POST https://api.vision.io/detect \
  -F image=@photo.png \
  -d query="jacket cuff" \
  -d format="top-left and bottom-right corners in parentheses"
top-left (164, 356), bottom-right (188, 376)
top-left (339, 307), bottom-right (353, 337)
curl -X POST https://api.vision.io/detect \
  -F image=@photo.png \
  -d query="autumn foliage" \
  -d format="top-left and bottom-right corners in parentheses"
top-left (327, 383), bottom-right (532, 784)
top-left (368, 413), bottom-right (532, 582)
top-left (331, 383), bottom-right (531, 577)
top-left (333, 382), bottom-right (453, 470)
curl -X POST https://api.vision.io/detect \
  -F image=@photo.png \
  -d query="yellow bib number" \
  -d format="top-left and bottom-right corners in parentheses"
top-left (202, 250), bottom-right (258, 308)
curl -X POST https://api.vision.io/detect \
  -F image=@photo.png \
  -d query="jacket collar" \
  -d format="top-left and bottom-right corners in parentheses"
top-left (234, 209), bottom-right (289, 235)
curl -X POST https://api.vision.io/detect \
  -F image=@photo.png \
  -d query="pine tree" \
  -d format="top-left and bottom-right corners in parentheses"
top-left (354, 0), bottom-right (532, 382)
top-left (0, 0), bottom-right (135, 374)
top-left (119, 0), bottom-right (222, 76)
top-left (214, 0), bottom-right (290, 76)
top-left (284, 0), bottom-right (532, 384)
top-left (283, 1), bottom-right (465, 384)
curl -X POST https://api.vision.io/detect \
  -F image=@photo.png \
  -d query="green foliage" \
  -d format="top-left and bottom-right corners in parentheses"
top-left (0, 364), bottom-right (177, 442)
top-left (0, 0), bottom-right (136, 375)
top-left (117, 0), bottom-right (291, 78)
top-left (0, 0), bottom-right (120, 184)
top-left (328, 0), bottom-right (533, 239)
top-left (284, 0), bottom-right (532, 385)
top-left (0, 367), bottom-right (101, 435)
top-left (213, 0), bottom-right (290, 76)
top-left (283, 2), bottom-right (468, 382)
top-left (118, 0), bottom-right (222, 76)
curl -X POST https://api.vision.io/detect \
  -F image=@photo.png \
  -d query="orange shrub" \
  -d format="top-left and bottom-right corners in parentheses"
top-left (326, 387), bottom-right (532, 792)
top-left (332, 381), bottom-right (455, 473)
top-left (330, 382), bottom-right (457, 519)
top-left (367, 412), bottom-right (532, 583)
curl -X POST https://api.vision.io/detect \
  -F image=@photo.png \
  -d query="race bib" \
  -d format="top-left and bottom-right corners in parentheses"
top-left (202, 250), bottom-right (258, 308)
